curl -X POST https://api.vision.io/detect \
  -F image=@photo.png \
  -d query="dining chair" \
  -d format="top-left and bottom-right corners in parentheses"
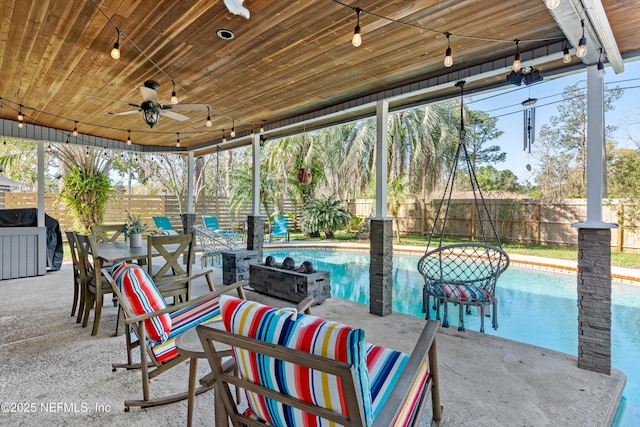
top-left (91, 223), bottom-right (126, 243)
top-left (146, 233), bottom-right (195, 304)
top-left (64, 230), bottom-right (84, 322)
top-left (75, 233), bottom-right (114, 336)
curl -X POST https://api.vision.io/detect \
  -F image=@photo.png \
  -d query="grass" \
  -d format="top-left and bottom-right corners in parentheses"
top-left (289, 231), bottom-right (640, 269)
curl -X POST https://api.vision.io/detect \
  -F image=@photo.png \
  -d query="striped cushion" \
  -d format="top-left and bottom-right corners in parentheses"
top-left (435, 283), bottom-right (492, 302)
top-left (221, 297), bottom-right (373, 426)
top-left (150, 293), bottom-right (222, 363)
top-left (367, 344), bottom-right (429, 426)
top-left (111, 261), bottom-right (171, 343)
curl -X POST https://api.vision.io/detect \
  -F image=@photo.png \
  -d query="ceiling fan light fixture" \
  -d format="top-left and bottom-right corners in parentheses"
top-left (142, 108), bottom-right (160, 128)
top-left (111, 28), bottom-right (121, 60)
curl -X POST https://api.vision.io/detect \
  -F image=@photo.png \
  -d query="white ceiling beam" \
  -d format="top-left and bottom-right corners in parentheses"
top-left (547, 0), bottom-right (623, 73)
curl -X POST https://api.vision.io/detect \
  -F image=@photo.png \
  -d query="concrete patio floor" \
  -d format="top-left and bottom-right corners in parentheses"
top-left (0, 256), bottom-right (626, 426)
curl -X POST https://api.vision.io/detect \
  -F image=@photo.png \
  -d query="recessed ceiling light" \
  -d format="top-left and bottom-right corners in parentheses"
top-left (217, 29), bottom-right (235, 40)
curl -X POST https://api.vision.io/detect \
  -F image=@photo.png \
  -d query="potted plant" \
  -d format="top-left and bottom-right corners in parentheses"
top-left (123, 213), bottom-right (147, 248)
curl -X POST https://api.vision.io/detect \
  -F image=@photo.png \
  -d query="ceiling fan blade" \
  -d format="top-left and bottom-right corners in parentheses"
top-left (160, 110), bottom-right (189, 121)
top-left (139, 86), bottom-right (158, 103)
top-left (108, 109), bottom-right (141, 116)
top-left (166, 103), bottom-right (209, 111)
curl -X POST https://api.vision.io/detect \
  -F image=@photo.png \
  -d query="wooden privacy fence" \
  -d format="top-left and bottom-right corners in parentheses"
top-left (347, 198), bottom-right (640, 252)
top-left (1, 192), bottom-right (639, 251)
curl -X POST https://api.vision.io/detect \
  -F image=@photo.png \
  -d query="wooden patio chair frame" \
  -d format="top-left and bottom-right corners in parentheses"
top-left (64, 230), bottom-right (84, 322)
top-left (198, 316), bottom-right (442, 426)
top-left (147, 233), bottom-right (195, 303)
top-left (104, 267), bottom-right (247, 411)
top-left (90, 223), bottom-right (126, 243)
top-left (75, 233), bottom-right (114, 336)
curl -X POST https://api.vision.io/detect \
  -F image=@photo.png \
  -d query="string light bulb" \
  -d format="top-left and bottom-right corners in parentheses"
top-left (127, 130), bottom-right (132, 145)
top-left (576, 20), bottom-right (587, 58)
top-left (176, 132), bottom-right (180, 148)
top-left (352, 7), bottom-right (362, 47)
top-left (170, 80), bottom-right (178, 104)
top-left (18, 121), bottom-right (23, 129)
top-left (545, 0), bottom-right (560, 9)
top-left (597, 48), bottom-right (605, 78)
top-left (17, 105), bottom-right (24, 122)
top-left (260, 121), bottom-right (265, 133)
top-left (111, 28), bottom-right (121, 60)
top-left (443, 32), bottom-right (453, 68)
top-left (563, 46), bottom-right (571, 63)
top-left (512, 40), bottom-right (521, 72)
top-left (73, 121), bottom-right (78, 136)
top-left (230, 120), bottom-right (236, 138)
top-left (206, 108), bottom-right (212, 128)
top-left (222, 129), bottom-right (227, 143)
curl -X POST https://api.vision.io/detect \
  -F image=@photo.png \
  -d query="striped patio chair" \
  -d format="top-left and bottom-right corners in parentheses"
top-left (103, 262), bottom-right (246, 411)
top-left (197, 297), bottom-right (442, 426)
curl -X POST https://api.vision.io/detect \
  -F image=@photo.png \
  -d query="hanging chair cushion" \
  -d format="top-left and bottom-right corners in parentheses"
top-left (432, 282), bottom-right (493, 303)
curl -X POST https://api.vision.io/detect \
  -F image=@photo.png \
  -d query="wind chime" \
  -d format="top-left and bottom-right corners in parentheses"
top-left (522, 97), bottom-right (537, 153)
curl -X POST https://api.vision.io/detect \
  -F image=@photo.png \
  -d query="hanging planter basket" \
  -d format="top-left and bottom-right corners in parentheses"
top-left (297, 167), bottom-right (312, 185)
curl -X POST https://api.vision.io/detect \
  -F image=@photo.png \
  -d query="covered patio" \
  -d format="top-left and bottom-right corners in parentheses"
top-left (0, 0), bottom-right (638, 424)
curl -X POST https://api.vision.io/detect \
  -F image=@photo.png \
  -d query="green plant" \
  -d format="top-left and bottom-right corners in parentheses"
top-left (58, 166), bottom-right (112, 233)
top-left (300, 196), bottom-right (351, 239)
top-left (123, 213), bottom-right (148, 237)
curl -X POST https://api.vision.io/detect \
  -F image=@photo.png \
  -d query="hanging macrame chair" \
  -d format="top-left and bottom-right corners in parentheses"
top-left (417, 81), bottom-right (510, 333)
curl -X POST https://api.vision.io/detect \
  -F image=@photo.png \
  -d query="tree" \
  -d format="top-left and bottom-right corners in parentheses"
top-left (608, 147), bottom-right (640, 229)
top-left (534, 80), bottom-right (623, 198)
top-left (463, 109), bottom-right (506, 169)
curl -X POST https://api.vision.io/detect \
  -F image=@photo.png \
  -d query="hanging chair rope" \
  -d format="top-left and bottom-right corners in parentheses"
top-left (419, 80), bottom-right (510, 333)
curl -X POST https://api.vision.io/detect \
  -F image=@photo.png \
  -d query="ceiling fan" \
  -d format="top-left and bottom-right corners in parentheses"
top-left (110, 80), bottom-right (208, 128)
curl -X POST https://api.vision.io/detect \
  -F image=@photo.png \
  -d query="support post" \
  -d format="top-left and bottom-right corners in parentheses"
top-left (572, 64), bottom-right (616, 374)
top-left (370, 100), bottom-right (392, 316)
top-left (247, 133), bottom-right (265, 261)
top-left (246, 216), bottom-right (265, 262)
top-left (187, 151), bottom-right (194, 214)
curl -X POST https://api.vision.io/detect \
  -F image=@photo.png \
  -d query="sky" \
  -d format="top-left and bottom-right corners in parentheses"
top-left (466, 59), bottom-right (640, 183)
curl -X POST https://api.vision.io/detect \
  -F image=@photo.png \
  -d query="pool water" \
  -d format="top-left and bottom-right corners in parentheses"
top-left (265, 248), bottom-right (640, 426)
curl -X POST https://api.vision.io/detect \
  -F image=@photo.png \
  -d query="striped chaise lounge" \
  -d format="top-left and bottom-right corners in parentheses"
top-left (197, 296), bottom-right (442, 426)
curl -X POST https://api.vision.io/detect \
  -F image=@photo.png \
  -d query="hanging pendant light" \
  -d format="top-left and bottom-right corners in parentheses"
top-left (170, 80), bottom-right (178, 104)
top-left (576, 20), bottom-right (587, 58)
top-left (563, 46), bottom-right (572, 63)
top-left (111, 28), bottom-right (121, 60)
top-left (512, 40), bottom-right (521, 72)
top-left (597, 48), bottom-right (605, 78)
top-left (443, 32), bottom-right (453, 68)
top-left (352, 7), bottom-right (362, 47)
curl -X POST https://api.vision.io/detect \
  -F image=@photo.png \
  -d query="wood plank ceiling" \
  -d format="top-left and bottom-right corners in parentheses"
top-left (0, 0), bottom-right (638, 155)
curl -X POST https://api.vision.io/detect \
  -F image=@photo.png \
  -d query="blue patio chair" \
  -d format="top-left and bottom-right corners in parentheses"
top-left (202, 215), bottom-right (222, 231)
top-left (269, 215), bottom-right (290, 242)
top-left (152, 216), bottom-right (179, 235)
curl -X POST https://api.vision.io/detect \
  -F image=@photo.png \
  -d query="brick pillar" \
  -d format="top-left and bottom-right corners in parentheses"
top-left (180, 213), bottom-right (196, 264)
top-left (577, 228), bottom-right (611, 374)
top-left (247, 215), bottom-right (265, 262)
top-left (370, 219), bottom-right (393, 316)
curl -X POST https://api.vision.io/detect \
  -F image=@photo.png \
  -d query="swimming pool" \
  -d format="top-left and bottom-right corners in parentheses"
top-left (264, 247), bottom-right (640, 426)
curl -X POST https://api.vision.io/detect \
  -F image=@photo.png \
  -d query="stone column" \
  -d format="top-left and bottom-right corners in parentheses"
top-left (369, 219), bottom-right (393, 316)
top-left (180, 213), bottom-right (196, 264)
top-left (246, 215), bottom-right (265, 262)
top-left (577, 228), bottom-right (611, 374)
